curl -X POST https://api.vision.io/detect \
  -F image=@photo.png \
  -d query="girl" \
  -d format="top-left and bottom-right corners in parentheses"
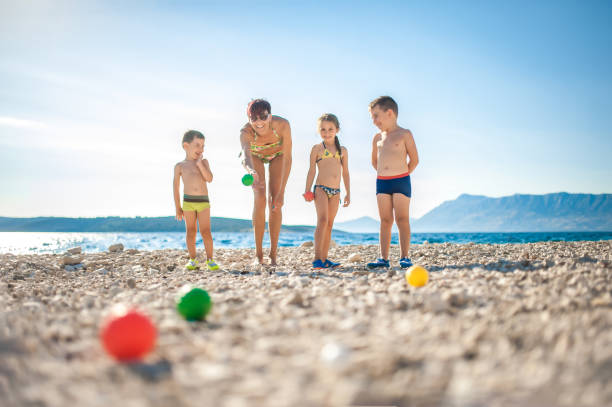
top-left (304, 113), bottom-right (351, 269)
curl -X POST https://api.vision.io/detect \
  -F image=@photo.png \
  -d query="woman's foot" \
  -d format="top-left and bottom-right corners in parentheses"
top-left (399, 257), bottom-right (413, 269)
top-left (269, 251), bottom-right (278, 266)
top-left (185, 258), bottom-right (199, 270)
top-left (206, 259), bottom-right (220, 271)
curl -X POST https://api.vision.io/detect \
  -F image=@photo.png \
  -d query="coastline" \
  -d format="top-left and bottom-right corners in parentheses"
top-left (2, 241), bottom-right (611, 406)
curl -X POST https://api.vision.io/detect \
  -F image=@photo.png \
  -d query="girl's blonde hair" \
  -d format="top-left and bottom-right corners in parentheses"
top-left (317, 113), bottom-right (342, 163)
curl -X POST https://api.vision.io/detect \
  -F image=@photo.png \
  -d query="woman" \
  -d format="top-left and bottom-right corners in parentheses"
top-left (240, 99), bottom-right (292, 265)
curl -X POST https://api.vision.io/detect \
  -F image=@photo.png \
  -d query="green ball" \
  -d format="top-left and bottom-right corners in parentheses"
top-left (176, 288), bottom-right (212, 321)
top-left (242, 174), bottom-right (254, 186)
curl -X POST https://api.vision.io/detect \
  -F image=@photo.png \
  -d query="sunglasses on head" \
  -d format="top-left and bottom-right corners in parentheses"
top-left (249, 112), bottom-right (269, 122)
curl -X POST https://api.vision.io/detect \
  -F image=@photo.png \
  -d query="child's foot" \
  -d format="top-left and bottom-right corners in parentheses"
top-left (206, 259), bottom-right (219, 271)
top-left (185, 259), bottom-right (199, 270)
top-left (312, 259), bottom-right (325, 269)
top-left (367, 258), bottom-right (390, 269)
top-left (324, 259), bottom-right (341, 268)
top-left (399, 257), bottom-right (413, 269)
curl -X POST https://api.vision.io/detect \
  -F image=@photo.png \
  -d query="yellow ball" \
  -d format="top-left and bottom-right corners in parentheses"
top-left (406, 265), bottom-right (429, 287)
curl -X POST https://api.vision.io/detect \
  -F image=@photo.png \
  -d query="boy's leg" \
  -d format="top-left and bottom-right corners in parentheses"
top-left (267, 157), bottom-right (284, 265)
top-left (377, 194), bottom-right (394, 260)
top-left (197, 208), bottom-right (213, 260)
top-left (313, 188), bottom-right (329, 261)
top-left (322, 194), bottom-right (341, 261)
top-left (392, 193), bottom-right (411, 258)
top-left (183, 210), bottom-right (198, 260)
top-left (251, 159), bottom-right (267, 264)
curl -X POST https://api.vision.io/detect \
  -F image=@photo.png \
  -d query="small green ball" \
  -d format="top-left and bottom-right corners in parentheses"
top-left (176, 288), bottom-right (212, 321)
top-left (242, 174), bottom-right (254, 186)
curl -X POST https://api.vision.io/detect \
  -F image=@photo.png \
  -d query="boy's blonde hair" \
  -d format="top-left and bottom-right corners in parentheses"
top-left (369, 96), bottom-right (398, 116)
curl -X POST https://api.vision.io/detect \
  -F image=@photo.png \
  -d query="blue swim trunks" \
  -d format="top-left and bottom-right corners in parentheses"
top-left (376, 172), bottom-right (411, 198)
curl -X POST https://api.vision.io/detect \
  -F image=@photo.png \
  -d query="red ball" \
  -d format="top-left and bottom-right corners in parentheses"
top-left (100, 308), bottom-right (156, 361)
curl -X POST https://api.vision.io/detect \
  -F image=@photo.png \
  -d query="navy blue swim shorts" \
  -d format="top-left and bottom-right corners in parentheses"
top-left (376, 172), bottom-right (411, 198)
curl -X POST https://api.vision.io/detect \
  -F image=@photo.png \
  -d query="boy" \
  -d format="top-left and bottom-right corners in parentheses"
top-left (367, 96), bottom-right (419, 269)
top-left (173, 130), bottom-right (219, 271)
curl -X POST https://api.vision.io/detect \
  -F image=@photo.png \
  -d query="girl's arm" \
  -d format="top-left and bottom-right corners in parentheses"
top-left (304, 146), bottom-right (318, 198)
top-left (341, 147), bottom-right (351, 207)
top-left (173, 163), bottom-right (183, 220)
top-left (196, 158), bottom-right (213, 182)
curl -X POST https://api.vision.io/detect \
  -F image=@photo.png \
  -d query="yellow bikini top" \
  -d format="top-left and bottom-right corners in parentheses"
top-left (316, 142), bottom-right (341, 162)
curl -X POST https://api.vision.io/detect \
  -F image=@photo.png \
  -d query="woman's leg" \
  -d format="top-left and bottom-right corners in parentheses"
top-left (313, 187), bottom-right (329, 262)
top-left (267, 157), bottom-right (285, 265)
top-left (321, 194), bottom-right (341, 261)
top-left (251, 158), bottom-right (267, 264)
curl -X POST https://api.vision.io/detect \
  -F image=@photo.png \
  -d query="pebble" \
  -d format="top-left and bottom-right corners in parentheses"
top-left (0, 241), bottom-right (610, 407)
top-left (108, 243), bottom-right (124, 252)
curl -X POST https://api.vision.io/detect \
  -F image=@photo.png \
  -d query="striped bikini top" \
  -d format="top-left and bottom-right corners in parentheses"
top-left (250, 128), bottom-right (282, 152)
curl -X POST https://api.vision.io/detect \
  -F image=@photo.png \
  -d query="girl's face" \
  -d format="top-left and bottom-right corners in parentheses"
top-left (318, 120), bottom-right (338, 142)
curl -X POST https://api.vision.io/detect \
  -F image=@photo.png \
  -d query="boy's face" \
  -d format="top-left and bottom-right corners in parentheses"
top-left (369, 105), bottom-right (394, 131)
top-left (318, 120), bottom-right (338, 142)
top-left (183, 138), bottom-right (204, 160)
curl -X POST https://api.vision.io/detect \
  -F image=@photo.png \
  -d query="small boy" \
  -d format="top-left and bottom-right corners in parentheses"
top-left (367, 96), bottom-right (419, 269)
top-left (173, 130), bottom-right (219, 271)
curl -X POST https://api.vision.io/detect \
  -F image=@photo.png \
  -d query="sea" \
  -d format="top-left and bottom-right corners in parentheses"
top-left (0, 231), bottom-right (610, 254)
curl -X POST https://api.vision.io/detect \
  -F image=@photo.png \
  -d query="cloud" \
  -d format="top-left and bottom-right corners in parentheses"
top-left (0, 116), bottom-right (47, 130)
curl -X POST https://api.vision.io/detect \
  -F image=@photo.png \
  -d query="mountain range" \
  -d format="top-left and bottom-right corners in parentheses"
top-left (336, 192), bottom-right (612, 232)
top-left (1, 193), bottom-right (610, 233)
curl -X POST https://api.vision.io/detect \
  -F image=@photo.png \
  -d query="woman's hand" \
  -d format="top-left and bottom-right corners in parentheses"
top-left (250, 170), bottom-right (264, 189)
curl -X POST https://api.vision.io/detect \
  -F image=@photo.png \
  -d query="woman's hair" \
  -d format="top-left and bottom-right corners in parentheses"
top-left (247, 99), bottom-right (271, 119)
top-left (318, 113), bottom-right (342, 163)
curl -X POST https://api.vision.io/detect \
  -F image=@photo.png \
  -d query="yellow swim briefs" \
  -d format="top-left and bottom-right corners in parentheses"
top-left (182, 194), bottom-right (210, 212)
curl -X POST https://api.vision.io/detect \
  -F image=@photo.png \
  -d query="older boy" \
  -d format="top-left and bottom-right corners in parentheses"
top-left (173, 130), bottom-right (219, 271)
top-left (367, 96), bottom-right (419, 269)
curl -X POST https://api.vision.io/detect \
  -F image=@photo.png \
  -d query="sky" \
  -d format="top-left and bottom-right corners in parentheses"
top-left (1, 0), bottom-right (611, 225)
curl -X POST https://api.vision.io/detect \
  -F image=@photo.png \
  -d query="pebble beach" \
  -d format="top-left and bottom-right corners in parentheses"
top-left (1, 240), bottom-right (611, 407)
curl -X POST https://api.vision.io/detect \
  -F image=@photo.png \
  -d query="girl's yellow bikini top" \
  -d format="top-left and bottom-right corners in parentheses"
top-left (316, 141), bottom-right (341, 163)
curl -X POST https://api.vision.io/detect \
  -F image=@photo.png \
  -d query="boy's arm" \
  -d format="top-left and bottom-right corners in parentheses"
top-left (173, 163), bottom-right (183, 221)
top-left (341, 147), bottom-right (351, 207)
top-left (304, 145), bottom-right (318, 196)
top-left (371, 133), bottom-right (381, 170)
top-left (404, 130), bottom-right (419, 174)
top-left (196, 158), bottom-right (213, 182)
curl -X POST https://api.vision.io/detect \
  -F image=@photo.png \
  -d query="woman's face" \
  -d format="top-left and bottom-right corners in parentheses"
top-left (249, 110), bottom-right (271, 132)
top-left (318, 120), bottom-right (338, 142)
